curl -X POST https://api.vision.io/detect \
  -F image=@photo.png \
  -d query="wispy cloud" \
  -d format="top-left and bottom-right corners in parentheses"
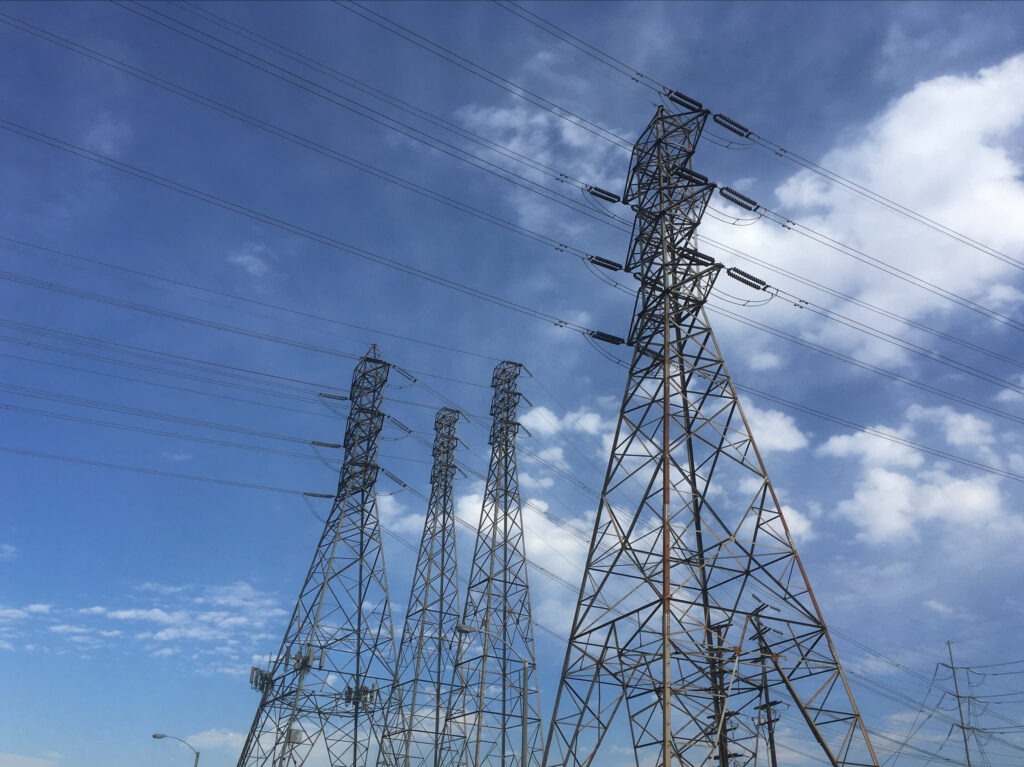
top-left (227, 243), bottom-right (274, 278)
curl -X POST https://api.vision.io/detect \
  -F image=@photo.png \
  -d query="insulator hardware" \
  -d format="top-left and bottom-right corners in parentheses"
top-left (310, 440), bottom-right (341, 449)
top-left (674, 166), bottom-right (710, 187)
top-left (587, 255), bottom-right (623, 271)
top-left (727, 267), bottom-right (768, 291)
top-left (712, 113), bottom-right (753, 138)
top-left (318, 392), bottom-right (347, 401)
top-left (587, 185), bottom-right (621, 204)
top-left (589, 330), bottom-right (626, 345)
top-left (719, 186), bottom-right (761, 212)
top-left (303, 492), bottom-right (334, 499)
top-left (682, 249), bottom-right (716, 267)
top-left (666, 90), bottom-right (704, 112)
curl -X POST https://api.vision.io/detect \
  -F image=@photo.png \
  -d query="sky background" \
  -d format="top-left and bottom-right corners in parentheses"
top-left (2, 1), bottom-right (1024, 766)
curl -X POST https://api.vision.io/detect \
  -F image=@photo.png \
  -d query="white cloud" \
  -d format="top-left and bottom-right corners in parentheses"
top-left (227, 243), bottom-right (274, 278)
top-left (743, 402), bottom-right (809, 453)
top-left (748, 351), bottom-right (782, 371)
top-left (779, 505), bottom-right (815, 543)
top-left (521, 405), bottom-right (611, 438)
top-left (0, 754), bottom-right (57, 767)
top-left (187, 728), bottom-right (246, 750)
top-left (820, 427), bottom-right (922, 469)
top-left (923, 599), bottom-right (954, 616)
top-left (706, 54), bottom-right (1024, 368)
top-left (995, 374), bottom-right (1024, 403)
top-left (376, 493), bottom-right (424, 536)
top-left (0, 544), bottom-right (17, 561)
top-left (906, 404), bottom-right (995, 448)
top-left (821, 406), bottom-right (1019, 546)
top-left (49, 625), bottom-right (90, 634)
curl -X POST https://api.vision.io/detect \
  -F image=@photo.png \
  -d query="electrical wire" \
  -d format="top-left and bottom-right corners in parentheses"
top-left (0, 118), bottom-right (599, 337)
top-left (108, 1), bottom-right (626, 230)
top-left (494, 0), bottom-right (1021, 272)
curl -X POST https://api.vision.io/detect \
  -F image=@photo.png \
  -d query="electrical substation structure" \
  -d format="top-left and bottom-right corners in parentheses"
top-left (238, 347), bottom-right (395, 767)
top-left (542, 101), bottom-right (879, 767)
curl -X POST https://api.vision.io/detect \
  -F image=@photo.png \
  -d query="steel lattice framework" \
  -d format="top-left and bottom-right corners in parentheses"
top-left (542, 105), bottom-right (880, 767)
top-left (378, 408), bottom-right (464, 767)
top-left (456, 361), bottom-right (542, 767)
top-left (238, 347), bottom-right (396, 767)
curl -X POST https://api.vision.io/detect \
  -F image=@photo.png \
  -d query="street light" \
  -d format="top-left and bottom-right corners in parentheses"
top-left (455, 623), bottom-right (533, 767)
top-left (152, 732), bottom-right (200, 767)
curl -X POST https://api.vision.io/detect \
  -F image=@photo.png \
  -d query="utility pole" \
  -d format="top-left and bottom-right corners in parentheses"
top-left (542, 97), bottom-right (879, 767)
top-left (237, 347), bottom-right (395, 767)
top-left (455, 362), bottom-right (541, 767)
top-left (378, 408), bottom-right (464, 767)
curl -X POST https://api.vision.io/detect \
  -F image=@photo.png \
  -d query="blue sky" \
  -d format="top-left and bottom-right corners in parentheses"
top-left (2, 2), bottom-right (1024, 766)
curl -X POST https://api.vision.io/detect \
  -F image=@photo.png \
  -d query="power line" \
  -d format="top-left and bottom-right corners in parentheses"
top-left (493, 0), bottom-right (1020, 271)
top-left (334, 0), bottom-right (634, 150)
top-left (7, 11), bottom-right (1016, 379)
top-left (108, 1), bottom-right (625, 229)
top-left (0, 118), bottom-right (605, 339)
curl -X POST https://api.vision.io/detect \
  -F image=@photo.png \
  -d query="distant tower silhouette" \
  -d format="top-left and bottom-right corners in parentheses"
top-left (456, 361), bottom-right (542, 767)
top-left (377, 408), bottom-right (464, 767)
top-left (543, 103), bottom-right (879, 767)
top-left (238, 346), bottom-right (395, 767)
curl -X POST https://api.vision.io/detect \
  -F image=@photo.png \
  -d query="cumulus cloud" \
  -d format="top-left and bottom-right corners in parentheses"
top-left (705, 54), bottom-right (1024, 368)
top-left (820, 406), bottom-right (1020, 546)
top-left (743, 402), bottom-right (810, 453)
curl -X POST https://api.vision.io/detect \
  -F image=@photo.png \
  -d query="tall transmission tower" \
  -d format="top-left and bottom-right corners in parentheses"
top-left (542, 103), bottom-right (879, 767)
top-left (238, 346), bottom-right (396, 767)
top-left (378, 408), bottom-right (464, 767)
top-left (456, 361), bottom-right (542, 767)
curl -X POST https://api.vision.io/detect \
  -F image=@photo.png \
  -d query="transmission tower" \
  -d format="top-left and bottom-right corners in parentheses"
top-left (455, 361), bottom-right (542, 767)
top-left (542, 102), bottom-right (879, 767)
top-left (238, 346), bottom-right (395, 767)
top-left (377, 408), bottom-right (464, 767)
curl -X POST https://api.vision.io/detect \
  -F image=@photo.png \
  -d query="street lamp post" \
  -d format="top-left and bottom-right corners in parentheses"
top-left (455, 623), bottom-right (532, 767)
top-left (152, 732), bottom-right (200, 767)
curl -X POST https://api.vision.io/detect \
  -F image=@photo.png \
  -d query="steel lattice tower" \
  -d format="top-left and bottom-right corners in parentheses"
top-left (378, 408), bottom-right (464, 767)
top-left (456, 361), bottom-right (542, 767)
top-left (542, 104), bottom-right (879, 767)
top-left (238, 347), bottom-right (396, 767)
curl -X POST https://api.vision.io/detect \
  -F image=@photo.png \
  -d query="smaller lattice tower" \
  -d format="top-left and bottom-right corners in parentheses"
top-left (377, 408), bottom-right (464, 767)
top-left (455, 362), bottom-right (542, 767)
top-left (238, 347), bottom-right (395, 767)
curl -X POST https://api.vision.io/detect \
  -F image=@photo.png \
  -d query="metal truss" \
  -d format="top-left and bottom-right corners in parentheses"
top-left (456, 361), bottom-right (542, 767)
top-left (238, 347), bottom-right (396, 767)
top-left (378, 408), bottom-right (464, 767)
top-left (542, 106), bottom-right (879, 767)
